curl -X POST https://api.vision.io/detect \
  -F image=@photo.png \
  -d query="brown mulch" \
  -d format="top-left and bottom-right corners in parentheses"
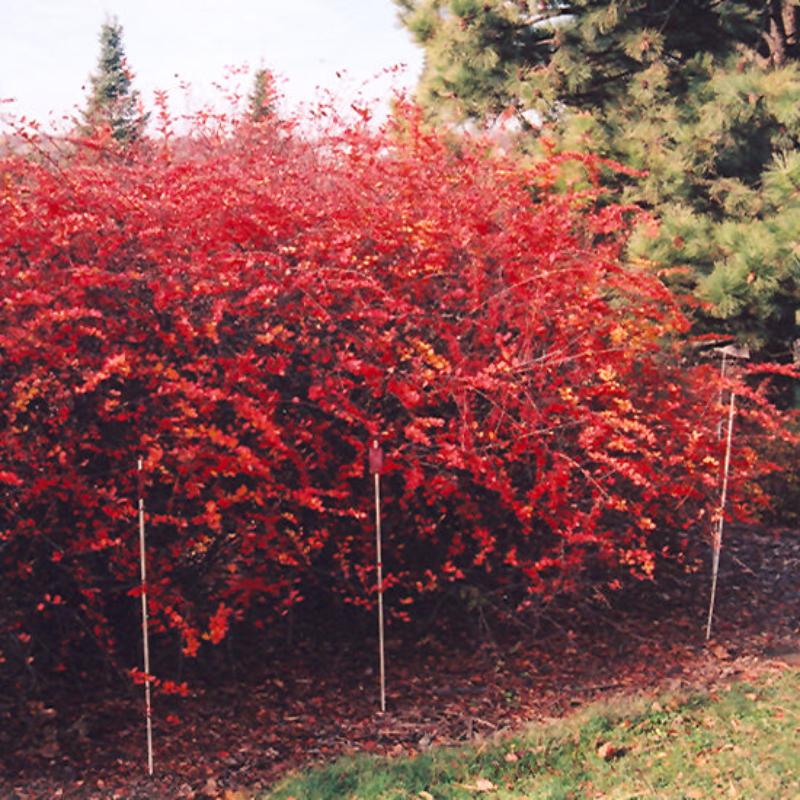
top-left (2, 524), bottom-right (798, 800)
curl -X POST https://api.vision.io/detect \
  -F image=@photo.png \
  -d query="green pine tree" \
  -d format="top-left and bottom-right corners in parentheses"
top-left (82, 18), bottom-right (148, 143)
top-left (248, 68), bottom-right (277, 122)
top-left (397, 1), bottom-right (800, 369)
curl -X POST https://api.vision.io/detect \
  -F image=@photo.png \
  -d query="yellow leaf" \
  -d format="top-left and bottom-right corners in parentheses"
top-left (463, 777), bottom-right (496, 792)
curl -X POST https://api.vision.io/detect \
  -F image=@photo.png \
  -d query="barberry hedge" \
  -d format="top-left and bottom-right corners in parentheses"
top-left (0, 105), bottom-right (782, 687)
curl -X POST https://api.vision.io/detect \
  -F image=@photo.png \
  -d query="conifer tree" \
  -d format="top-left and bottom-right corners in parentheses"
top-left (397, 1), bottom-right (800, 369)
top-left (248, 68), bottom-right (277, 122)
top-left (82, 18), bottom-right (148, 143)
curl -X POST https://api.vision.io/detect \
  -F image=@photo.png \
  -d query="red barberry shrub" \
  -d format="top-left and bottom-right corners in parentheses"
top-left (0, 102), bottom-right (785, 687)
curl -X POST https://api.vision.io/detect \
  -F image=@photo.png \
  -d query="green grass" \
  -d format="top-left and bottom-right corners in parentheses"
top-left (263, 668), bottom-right (800, 799)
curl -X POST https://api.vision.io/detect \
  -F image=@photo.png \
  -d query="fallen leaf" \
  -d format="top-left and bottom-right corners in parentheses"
top-left (596, 741), bottom-right (624, 761)
top-left (39, 739), bottom-right (59, 759)
top-left (710, 643), bottom-right (730, 660)
top-left (463, 777), bottom-right (496, 792)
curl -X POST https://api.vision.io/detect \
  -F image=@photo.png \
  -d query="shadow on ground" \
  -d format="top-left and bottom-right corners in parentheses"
top-left (2, 525), bottom-right (798, 799)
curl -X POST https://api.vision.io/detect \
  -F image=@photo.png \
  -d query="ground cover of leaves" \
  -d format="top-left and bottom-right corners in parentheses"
top-left (267, 667), bottom-right (800, 799)
top-left (2, 525), bottom-right (798, 800)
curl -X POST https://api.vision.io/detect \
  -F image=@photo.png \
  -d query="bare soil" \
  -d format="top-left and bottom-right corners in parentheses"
top-left (2, 524), bottom-right (798, 800)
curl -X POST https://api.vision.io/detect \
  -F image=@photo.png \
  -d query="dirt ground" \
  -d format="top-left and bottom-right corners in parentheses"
top-left (2, 524), bottom-right (798, 800)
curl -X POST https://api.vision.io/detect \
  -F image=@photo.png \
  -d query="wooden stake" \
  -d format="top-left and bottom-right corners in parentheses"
top-left (706, 392), bottom-right (736, 641)
top-left (137, 457), bottom-right (154, 776)
top-left (369, 440), bottom-right (386, 713)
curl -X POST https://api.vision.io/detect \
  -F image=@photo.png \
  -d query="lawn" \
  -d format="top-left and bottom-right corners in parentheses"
top-left (265, 667), bottom-right (799, 800)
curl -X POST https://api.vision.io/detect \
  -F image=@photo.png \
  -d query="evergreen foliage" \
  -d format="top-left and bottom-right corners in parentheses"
top-left (248, 68), bottom-right (277, 122)
top-left (81, 18), bottom-right (148, 143)
top-left (397, 1), bottom-right (800, 365)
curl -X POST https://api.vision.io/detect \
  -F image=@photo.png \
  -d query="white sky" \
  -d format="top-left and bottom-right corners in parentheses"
top-left (1, 0), bottom-right (424, 127)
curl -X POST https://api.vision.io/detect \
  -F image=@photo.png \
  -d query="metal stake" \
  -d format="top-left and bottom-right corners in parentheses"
top-left (138, 457), bottom-right (154, 775)
top-left (706, 392), bottom-right (736, 641)
top-left (716, 350), bottom-right (728, 440)
top-left (369, 440), bottom-right (386, 713)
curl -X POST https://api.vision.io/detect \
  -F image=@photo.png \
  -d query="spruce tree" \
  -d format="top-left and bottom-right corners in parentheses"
top-left (248, 68), bottom-right (276, 122)
top-left (397, 1), bottom-right (800, 369)
top-left (82, 18), bottom-right (148, 143)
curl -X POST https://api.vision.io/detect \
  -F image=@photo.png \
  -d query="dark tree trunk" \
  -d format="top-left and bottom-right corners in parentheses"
top-left (764, 0), bottom-right (799, 65)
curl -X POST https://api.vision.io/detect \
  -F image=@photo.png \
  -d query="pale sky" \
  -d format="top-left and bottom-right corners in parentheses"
top-left (1, 0), bottom-right (424, 126)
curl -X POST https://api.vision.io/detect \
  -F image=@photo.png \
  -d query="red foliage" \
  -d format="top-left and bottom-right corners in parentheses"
top-left (0, 103), bottom-right (784, 684)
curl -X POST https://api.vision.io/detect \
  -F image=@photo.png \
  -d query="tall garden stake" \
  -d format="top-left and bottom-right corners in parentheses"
top-left (716, 349), bottom-right (728, 440)
top-left (714, 343), bottom-right (748, 439)
top-left (706, 391), bottom-right (736, 641)
top-left (369, 440), bottom-right (386, 712)
top-left (137, 457), bottom-right (154, 775)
